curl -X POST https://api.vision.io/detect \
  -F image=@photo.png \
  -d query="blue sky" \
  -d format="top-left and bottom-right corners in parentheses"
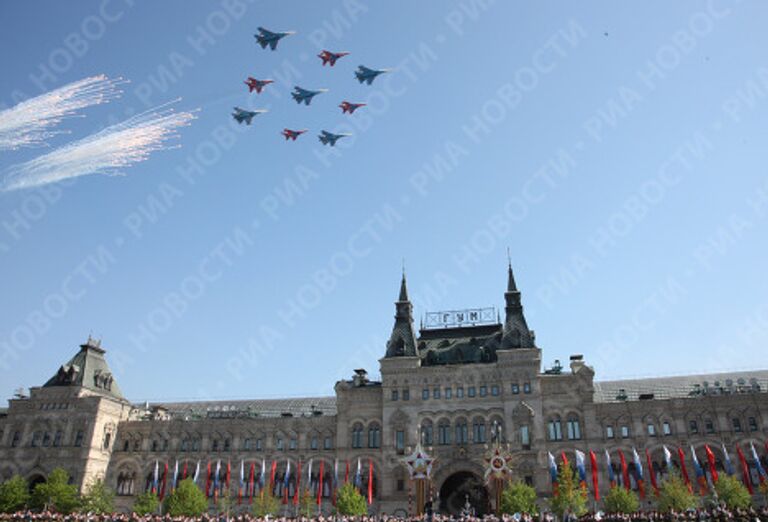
top-left (1, 1), bottom-right (767, 405)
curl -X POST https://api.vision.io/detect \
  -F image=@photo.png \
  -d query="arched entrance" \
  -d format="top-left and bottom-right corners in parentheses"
top-left (438, 471), bottom-right (489, 516)
top-left (28, 474), bottom-right (46, 492)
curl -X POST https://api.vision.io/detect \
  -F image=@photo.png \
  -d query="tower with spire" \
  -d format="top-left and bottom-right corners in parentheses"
top-left (384, 273), bottom-right (418, 357)
top-left (501, 260), bottom-right (535, 349)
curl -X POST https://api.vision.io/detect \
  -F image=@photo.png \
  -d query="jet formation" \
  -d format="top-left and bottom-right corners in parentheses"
top-left (232, 26), bottom-right (392, 146)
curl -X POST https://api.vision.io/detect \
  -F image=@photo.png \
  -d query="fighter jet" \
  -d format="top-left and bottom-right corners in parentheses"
top-left (281, 128), bottom-right (308, 141)
top-left (339, 101), bottom-right (366, 114)
top-left (231, 107), bottom-right (267, 125)
top-left (354, 65), bottom-right (391, 85)
top-left (291, 86), bottom-right (328, 106)
top-left (318, 50), bottom-right (349, 66)
top-left (244, 77), bottom-right (274, 94)
top-left (254, 27), bottom-right (295, 50)
top-left (318, 130), bottom-right (351, 146)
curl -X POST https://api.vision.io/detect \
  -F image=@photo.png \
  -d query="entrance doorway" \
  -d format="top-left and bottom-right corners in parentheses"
top-left (438, 471), bottom-right (489, 516)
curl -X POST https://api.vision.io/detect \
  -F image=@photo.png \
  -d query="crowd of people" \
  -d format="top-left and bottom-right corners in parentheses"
top-left (1, 507), bottom-right (768, 522)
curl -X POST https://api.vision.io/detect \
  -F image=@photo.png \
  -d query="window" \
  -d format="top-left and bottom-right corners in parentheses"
top-left (396, 479), bottom-right (405, 492)
top-left (548, 419), bottom-right (562, 441)
top-left (567, 417), bottom-right (581, 440)
top-left (310, 436), bottom-right (318, 450)
top-left (748, 417), bottom-right (758, 432)
top-left (74, 430), bottom-right (84, 447)
top-left (288, 438), bottom-right (297, 450)
top-left (647, 424), bottom-right (656, 437)
top-left (102, 432), bottom-right (111, 449)
top-left (352, 424), bottom-right (363, 449)
top-left (438, 421), bottom-right (451, 445)
top-left (468, 386), bottom-right (476, 397)
top-left (479, 386), bottom-right (487, 397)
top-left (433, 388), bottom-right (440, 399)
top-left (422, 423), bottom-right (433, 445)
top-left (11, 431), bottom-right (20, 447)
top-left (391, 390), bottom-right (399, 401)
top-left (181, 438), bottom-right (189, 452)
top-left (192, 438), bottom-right (200, 451)
top-left (705, 419), bottom-right (715, 434)
top-left (445, 387), bottom-right (452, 399)
top-left (324, 436), bottom-right (333, 450)
top-left (523, 382), bottom-right (532, 394)
top-left (31, 431), bottom-right (42, 447)
top-left (133, 439), bottom-right (141, 451)
top-left (422, 388), bottom-right (429, 400)
top-left (662, 422), bottom-right (672, 436)
top-left (256, 438), bottom-right (263, 451)
top-left (491, 385), bottom-right (500, 396)
top-left (689, 420), bottom-right (699, 434)
top-left (117, 472), bottom-right (136, 496)
top-left (511, 383), bottom-right (520, 394)
top-left (395, 430), bottom-right (405, 452)
top-left (606, 426), bottom-right (614, 439)
top-left (368, 425), bottom-right (381, 448)
top-left (456, 387), bottom-right (464, 398)
top-left (473, 420), bottom-right (486, 444)
top-left (732, 418), bottom-right (742, 433)
top-left (520, 425), bottom-right (530, 449)
top-left (620, 425), bottom-right (630, 438)
top-left (243, 438), bottom-right (252, 451)
top-left (122, 439), bottom-right (129, 452)
top-left (402, 389), bottom-right (410, 401)
top-left (43, 432), bottom-right (52, 447)
top-left (276, 437), bottom-right (284, 451)
top-left (163, 439), bottom-right (169, 451)
top-left (455, 420), bottom-right (468, 444)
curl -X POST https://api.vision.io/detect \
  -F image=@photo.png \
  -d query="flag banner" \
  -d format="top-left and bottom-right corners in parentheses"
top-left (721, 444), bottom-right (734, 476)
top-left (604, 450), bottom-right (616, 489)
top-left (704, 445), bottom-right (719, 484)
top-left (172, 460), bottom-right (179, 492)
top-left (663, 446), bottom-right (673, 473)
top-left (368, 459), bottom-right (374, 504)
top-left (736, 445), bottom-right (754, 494)
top-left (561, 451), bottom-right (569, 468)
top-left (152, 460), bottom-right (159, 494)
top-left (249, 462), bottom-right (256, 501)
top-left (294, 460), bottom-right (302, 506)
top-left (618, 450), bottom-right (630, 491)
top-left (159, 461), bottom-right (168, 501)
top-left (575, 450), bottom-right (587, 490)
top-left (283, 460), bottom-right (291, 504)
top-left (547, 452), bottom-right (559, 496)
top-left (589, 450), bottom-right (600, 501)
top-left (677, 447), bottom-right (693, 493)
top-left (345, 460), bottom-right (350, 484)
top-left (317, 460), bottom-right (325, 506)
top-left (750, 443), bottom-right (767, 483)
top-left (632, 448), bottom-right (645, 499)
top-left (205, 461), bottom-right (211, 496)
top-left (646, 449), bottom-right (659, 496)
top-left (690, 446), bottom-right (708, 495)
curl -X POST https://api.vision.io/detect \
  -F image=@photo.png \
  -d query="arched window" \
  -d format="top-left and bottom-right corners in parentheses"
top-left (438, 420), bottom-right (451, 445)
top-left (368, 424), bottom-right (381, 448)
top-left (472, 418), bottom-right (486, 444)
top-left (548, 417), bottom-right (563, 441)
top-left (421, 420), bottom-right (433, 446)
top-left (566, 416), bottom-right (581, 440)
top-left (117, 471), bottom-right (136, 496)
top-left (455, 418), bottom-right (468, 445)
top-left (490, 418), bottom-right (505, 442)
top-left (351, 423), bottom-right (364, 449)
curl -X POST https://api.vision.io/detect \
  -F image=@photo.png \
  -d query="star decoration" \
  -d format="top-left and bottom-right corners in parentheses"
top-left (402, 442), bottom-right (435, 480)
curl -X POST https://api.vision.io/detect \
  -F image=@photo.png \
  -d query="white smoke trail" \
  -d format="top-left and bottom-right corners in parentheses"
top-left (1, 102), bottom-right (196, 192)
top-left (0, 75), bottom-right (124, 151)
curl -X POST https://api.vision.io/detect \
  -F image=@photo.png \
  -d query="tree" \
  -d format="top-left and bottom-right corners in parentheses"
top-left (0, 475), bottom-right (30, 513)
top-left (252, 492), bottom-right (280, 517)
top-left (79, 479), bottom-right (115, 513)
top-left (335, 483), bottom-right (367, 516)
top-left (31, 468), bottom-right (80, 514)
top-left (603, 486), bottom-right (639, 514)
top-left (500, 480), bottom-right (539, 515)
top-left (658, 473), bottom-right (698, 512)
top-left (299, 489), bottom-right (316, 517)
top-left (132, 491), bottom-right (160, 515)
top-left (713, 475), bottom-right (752, 510)
top-left (550, 463), bottom-right (587, 519)
top-left (164, 478), bottom-right (208, 516)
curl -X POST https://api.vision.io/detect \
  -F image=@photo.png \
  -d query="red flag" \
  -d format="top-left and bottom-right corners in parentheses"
top-left (589, 450), bottom-right (600, 501)
top-left (317, 460), bottom-right (325, 506)
top-left (345, 460), bottom-right (350, 483)
top-left (294, 461), bottom-right (302, 506)
top-left (646, 450), bottom-right (659, 496)
top-left (205, 461), bottom-right (212, 497)
top-left (561, 451), bottom-right (570, 468)
top-left (249, 462), bottom-right (255, 502)
top-left (704, 445), bottom-right (719, 484)
top-left (269, 460), bottom-right (277, 493)
top-left (226, 460), bottom-right (231, 490)
top-left (182, 461), bottom-right (188, 480)
top-left (618, 450), bottom-right (630, 491)
top-left (677, 447), bottom-right (693, 494)
top-left (368, 459), bottom-right (374, 504)
top-left (159, 462), bottom-right (168, 501)
top-left (736, 446), bottom-right (754, 494)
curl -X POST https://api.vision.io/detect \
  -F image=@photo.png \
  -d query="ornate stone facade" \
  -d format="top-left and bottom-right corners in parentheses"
top-left (1, 266), bottom-right (766, 514)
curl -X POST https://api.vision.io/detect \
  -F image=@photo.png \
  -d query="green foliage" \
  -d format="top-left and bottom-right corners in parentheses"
top-left (550, 463), bottom-right (587, 518)
top-left (0, 475), bottom-right (30, 513)
top-left (713, 475), bottom-right (752, 510)
top-left (499, 480), bottom-right (539, 515)
top-left (31, 468), bottom-right (80, 514)
top-left (132, 491), bottom-right (160, 515)
top-left (335, 482), bottom-right (367, 516)
top-left (603, 486), bottom-right (639, 514)
top-left (299, 489), bottom-right (316, 517)
top-left (658, 473), bottom-right (698, 512)
top-left (251, 492), bottom-right (280, 517)
top-left (164, 478), bottom-right (208, 516)
top-left (79, 479), bottom-right (115, 514)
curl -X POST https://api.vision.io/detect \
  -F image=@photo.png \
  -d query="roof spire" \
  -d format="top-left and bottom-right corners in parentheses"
top-left (385, 270), bottom-right (418, 358)
top-left (506, 249), bottom-right (518, 292)
top-left (502, 259), bottom-right (534, 349)
top-left (399, 269), bottom-right (410, 302)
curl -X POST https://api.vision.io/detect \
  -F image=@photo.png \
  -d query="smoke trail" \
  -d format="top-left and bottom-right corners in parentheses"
top-left (1, 103), bottom-right (196, 192)
top-left (0, 75), bottom-right (124, 151)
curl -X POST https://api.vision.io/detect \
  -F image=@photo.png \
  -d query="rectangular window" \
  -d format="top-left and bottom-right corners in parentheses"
top-left (395, 430), bottom-right (405, 452)
top-left (468, 386), bottom-right (476, 397)
top-left (324, 436), bottom-right (332, 450)
top-left (520, 425), bottom-right (530, 448)
top-left (310, 437), bottom-right (318, 450)
top-left (491, 385), bottom-right (500, 396)
top-left (74, 430), bottom-right (84, 447)
top-left (256, 438), bottom-right (263, 451)
top-left (396, 479), bottom-right (405, 492)
top-left (445, 388), bottom-right (452, 399)
top-left (402, 389), bottom-right (410, 401)
top-left (748, 417), bottom-right (758, 432)
top-left (732, 418), bottom-right (742, 433)
top-left (620, 425), bottom-right (630, 438)
top-left (662, 422), bottom-right (672, 436)
top-left (689, 420), bottom-right (698, 434)
top-left (391, 390), bottom-right (399, 401)
top-left (276, 438), bottom-right (284, 451)
top-left (422, 388), bottom-right (429, 400)
top-left (606, 426), bottom-right (614, 439)
top-left (647, 424), bottom-right (656, 436)
top-left (511, 383), bottom-right (520, 394)
top-left (31, 431), bottom-right (41, 447)
top-left (42, 432), bottom-right (51, 447)
top-left (439, 425), bottom-right (451, 445)
top-left (523, 382), bottom-right (532, 394)
top-left (433, 388), bottom-right (440, 399)
top-left (547, 421), bottom-right (562, 441)
top-left (705, 420), bottom-right (715, 434)
top-left (289, 438), bottom-right (297, 450)
top-left (479, 386), bottom-right (487, 397)
top-left (456, 387), bottom-right (464, 398)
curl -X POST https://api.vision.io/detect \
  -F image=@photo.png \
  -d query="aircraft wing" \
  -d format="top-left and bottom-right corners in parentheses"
top-left (358, 65), bottom-right (373, 74)
top-left (269, 40), bottom-right (278, 50)
top-left (294, 87), bottom-right (309, 96)
top-left (258, 27), bottom-right (275, 37)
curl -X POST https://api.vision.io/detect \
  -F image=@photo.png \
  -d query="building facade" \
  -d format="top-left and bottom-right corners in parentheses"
top-left (1, 266), bottom-right (767, 514)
